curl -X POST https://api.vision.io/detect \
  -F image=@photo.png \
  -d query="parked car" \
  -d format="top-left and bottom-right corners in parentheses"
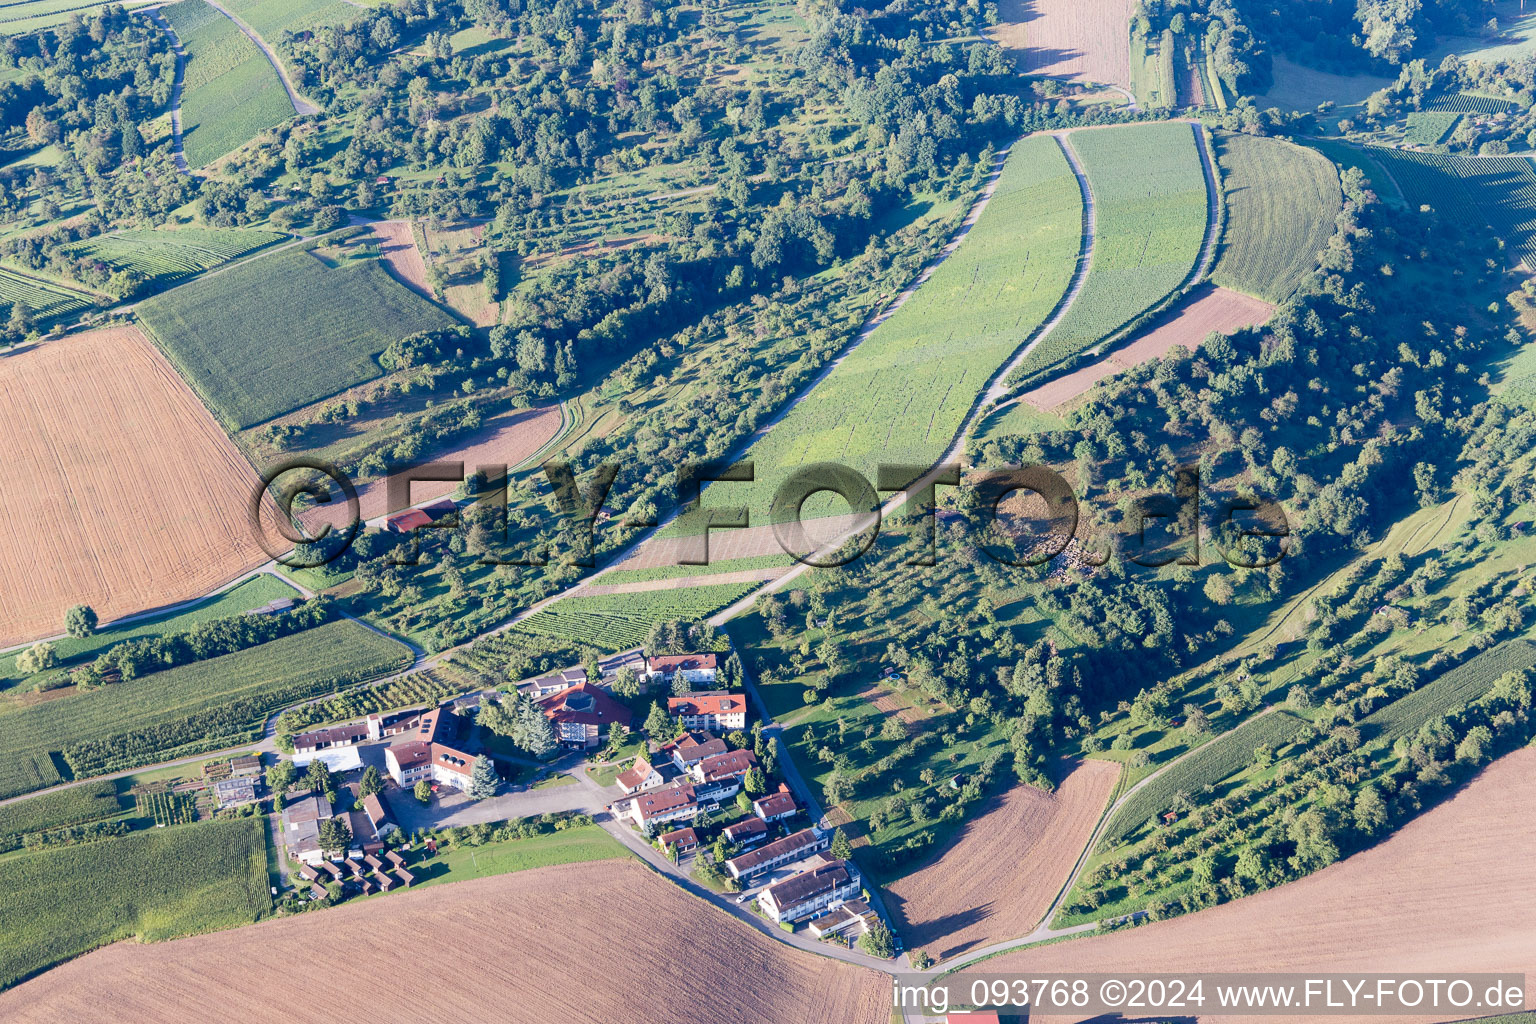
top-left (736, 892), bottom-right (753, 904)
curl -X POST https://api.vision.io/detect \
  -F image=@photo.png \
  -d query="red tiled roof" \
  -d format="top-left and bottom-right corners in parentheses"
top-left (668, 692), bottom-right (745, 717)
top-left (725, 828), bottom-right (822, 874)
top-left (540, 682), bottom-right (633, 729)
top-left (293, 722), bottom-right (369, 749)
top-left (659, 827), bottom-right (699, 847)
top-left (386, 509), bottom-right (433, 532)
top-left (387, 741), bottom-right (432, 772)
top-left (650, 653), bottom-right (718, 675)
top-left (630, 782), bottom-right (697, 821)
top-left (696, 748), bottom-right (756, 781)
top-left (669, 734), bottom-right (727, 764)
top-left (724, 817), bottom-right (768, 841)
top-left (430, 743), bottom-right (475, 776)
top-left (755, 792), bottom-right (797, 818)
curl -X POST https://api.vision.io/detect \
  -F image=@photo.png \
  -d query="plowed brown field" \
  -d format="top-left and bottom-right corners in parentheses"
top-left (884, 759), bottom-right (1120, 962)
top-left (0, 327), bottom-right (268, 647)
top-left (0, 859), bottom-right (889, 1024)
top-left (991, 0), bottom-right (1134, 89)
top-left (989, 747), bottom-right (1536, 1023)
top-left (371, 219), bottom-right (431, 299)
top-left (1022, 285), bottom-right (1273, 411)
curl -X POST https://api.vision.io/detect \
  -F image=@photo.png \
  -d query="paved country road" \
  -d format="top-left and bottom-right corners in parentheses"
top-left (202, 0), bottom-right (320, 116)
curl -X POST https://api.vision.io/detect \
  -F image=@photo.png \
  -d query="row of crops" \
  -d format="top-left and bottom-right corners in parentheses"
top-left (512, 582), bottom-right (758, 652)
top-left (63, 228), bottom-right (285, 288)
top-left (707, 134), bottom-right (1084, 513)
top-left (1359, 638), bottom-right (1536, 745)
top-left (0, 620), bottom-right (410, 801)
top-left (1425, 92), bottom-right (1517, 113)
top-left (135, 788), bottom-right (197, 826)
top-left (1403, 110), bottom-right (1461, 147)
top-left (1100, 710), bottom-right (1305, 847)
top-left (161, 0), bottom-right (295, 169)
top-left (1211, 133), bottom-right (1343, 303)
top-left (1008, 122), bottom-right (1210, 383)
top-left (0, 266), bottom-right (94, 321)
top-left (0, 817), bottom-right (268, 989)
top-left (136, 246), bottom-right (455, 429)
top-left (0, 0), bottom-right (153, 32)
top-left (277, 666), bottom-right (469, 735)
top-left (0, 780), bottom-right (123, 840)
top-left (1380, 150), bottom-right (1536, 263)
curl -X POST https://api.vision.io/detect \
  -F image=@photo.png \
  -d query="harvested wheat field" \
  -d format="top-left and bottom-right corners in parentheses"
top-left (0, 859), bottom-right (889, 1024)
top-left (991, 0), bottom-right (1134, 89)
top-left (0, 327), bottom-right (268, 648)
top-left (989, 747), bottom-right (1536, 1023)
top-left (370, 219), bottom-right (431, 299)
top-left (298, 404), bottom-right (563, 533)
top-left (884, 759), bottom-right (1120, 962)
top-left (1021, 285), bottom-right (1273, 411)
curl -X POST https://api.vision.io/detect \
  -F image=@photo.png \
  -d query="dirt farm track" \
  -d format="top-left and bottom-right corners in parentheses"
top-left (988, 747), bottom-right (1536, 1023)
top-left (0, 327), bottom-right (269, 648)
top-left (0, 859), bottom-right (890, 1024)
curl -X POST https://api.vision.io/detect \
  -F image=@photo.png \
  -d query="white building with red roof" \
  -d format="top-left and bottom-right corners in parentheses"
top-left (648, 653), bottom-right (718, 686)
top-left (615, 755), bottom-right (667, 795)
top-left (689, 748), bottom-right (756, 788)
top-left (667, 690), bottom-right (747, 732)
top-left (663, 732), bottom-right (727, 771)
top-left (539, 682), bottom-right (633, 750)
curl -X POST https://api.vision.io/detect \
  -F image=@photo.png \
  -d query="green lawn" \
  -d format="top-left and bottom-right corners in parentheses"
top-left (408, 825), bottom-right (629, 889)
top-left (0, 817), bottom-right (269, 989)
top-left (162, 0), bottom-right (296, 168)
top-left (136, 246), bottom-right (456, 429)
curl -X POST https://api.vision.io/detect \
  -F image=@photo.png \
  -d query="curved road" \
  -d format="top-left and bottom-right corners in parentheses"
top-left (202, 0), bottom-right (320, 116)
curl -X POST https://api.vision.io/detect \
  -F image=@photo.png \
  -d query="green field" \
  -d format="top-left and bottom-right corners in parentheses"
top-left (1425, 92), bottom-right (1518, 114)
top-left (136, 246), bottom-right (456, 429)
top-left (0, 266), bottom-right (94, 322)
top-left (0, 574), bottom-right (301, 692)
top-left (595, 553), bottom-right (791, 586)
top-left (1403, 110), bottom-right (1460, 147)
top-left (410, 824), bottom-right (628, 890)
top-left (1360, 639), bottom-right (1536, 745)
top-left (1376, 151), bottom-right (1536, 263)
top-left (1010, 122), bottom-right (1208, 382)
top-left (0, 620), bottom-right (410, 800)
top-left (64, 227), bottom-right (285, 289)
top-left (0, 817), bottom-right (268, 989)
top-left (0, 780), bottom-right (124, 840)
top-left (1101, 710), bottom-right (1305, 846)
top-left (511, 583), bottom-right (756, 651)
top-left (215, 0), bottom-right (361, 39)
top-left (0, 0), bottom-right (156, 32)
top-left (1211, 133), bottom-right (1342, 303)
top-left (162, 0), bottom-right (295, 168)
top-left (715, 134), bottom-right (1082, 511)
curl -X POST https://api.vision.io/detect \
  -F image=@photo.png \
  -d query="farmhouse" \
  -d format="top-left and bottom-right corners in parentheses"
top-left (648, 653), bottom-right (718, 686)
top-left (362, 792), bottom-right (398, 839)
top-left (659, 827), bottom-right (700, 855)
top-left (757, 856), bottom-right (862, 924)
top-left (212, 776), bottom-right (258, 810)
top-left (602, 651), bottom-right (648, 681)
top-left (539, 682), bottom-right (632, 750)
top-left (282, 792), bottom-right (333, 865)
top-left (229, 755), bottom-right (262, 777)
top-left (753, 791), bottom-right (797, 823)
top-left (365, 705), bottom-right (436, 741)
top-left (723, 817), bottom-right (769, 847)
top-left (724, 828), bottom-right (828, 880)
top-left (668, 691), bottom-right (748, 732)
